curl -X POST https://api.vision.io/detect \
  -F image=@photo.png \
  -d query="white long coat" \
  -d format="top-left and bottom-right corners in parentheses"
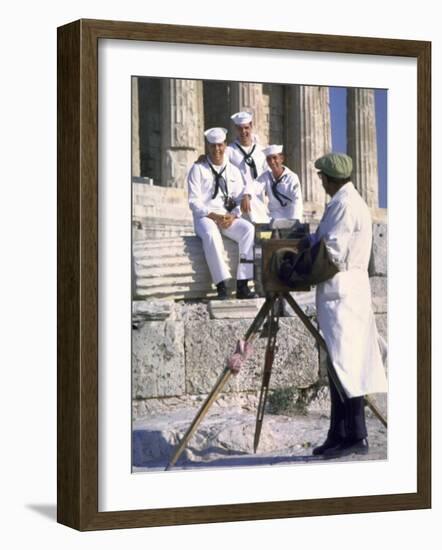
top-left (315, 182), bottom-right (388, 398)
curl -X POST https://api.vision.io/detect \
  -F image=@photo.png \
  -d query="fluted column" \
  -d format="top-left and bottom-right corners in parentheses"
top-left (132, 77), bottom-right (141, 177)
top-left (286, 85), bottom-right (332, 219)
top-left (161, 79), bottom-right (204, 188)
top-left (347, 88), bottom-right (379, 207)
top-left (230, 82), bottom-right (267, 145)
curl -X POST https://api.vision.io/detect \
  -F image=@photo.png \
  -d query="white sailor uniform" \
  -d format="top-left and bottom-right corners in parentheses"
top-left (254, 166), bottom-right (304, 222)
top-left (187, 157), bottom-right (255, 285)
top-left (227, 139), bottom-right (269, 223)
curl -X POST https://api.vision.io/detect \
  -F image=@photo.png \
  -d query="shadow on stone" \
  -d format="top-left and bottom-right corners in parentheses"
top-left (132, 429), bottom-right (177, 467)
top-left (173, 453), bottom-right (326, 470)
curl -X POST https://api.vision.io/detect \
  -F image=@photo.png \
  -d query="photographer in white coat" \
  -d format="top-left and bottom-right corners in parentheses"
top-left (227, 111), bottom-right (269, 223)
top-left (311, 153), bottom-right (387, 459)
top-left (187, 127), bottom-right (257, 300)
top-left (253, 144), bottom-right (304, 223)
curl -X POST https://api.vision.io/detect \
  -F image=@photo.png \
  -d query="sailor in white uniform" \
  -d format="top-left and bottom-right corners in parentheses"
top-left (187, 127), bottom-right (257, 300)
top-left (253, 145), bottom-right (304, 223)
top-left (310, 153), bottom-right (388, 458)
top-left (227, 111), bottom-right (269, 223)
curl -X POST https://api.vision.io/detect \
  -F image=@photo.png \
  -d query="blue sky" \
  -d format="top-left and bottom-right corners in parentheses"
top-left (329, 87), bottom-right (387, 208)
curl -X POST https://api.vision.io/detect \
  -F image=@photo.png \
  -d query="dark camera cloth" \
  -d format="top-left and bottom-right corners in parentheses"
top-left (271, 239), bottom-right (339, 289)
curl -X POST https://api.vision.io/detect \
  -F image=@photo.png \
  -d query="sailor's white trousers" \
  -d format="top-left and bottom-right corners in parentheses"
top-left (194, 216), bottom-right (255, 285)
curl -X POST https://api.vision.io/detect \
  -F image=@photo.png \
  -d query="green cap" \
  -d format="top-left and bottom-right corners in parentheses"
top-left (314, 153), bottom-right (353, 179)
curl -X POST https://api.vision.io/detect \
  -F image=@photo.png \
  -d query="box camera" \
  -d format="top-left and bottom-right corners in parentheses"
top-left (253, 220), bottom-right (311, 294)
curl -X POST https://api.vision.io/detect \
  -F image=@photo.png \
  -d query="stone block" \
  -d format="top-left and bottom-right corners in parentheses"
top-left (177, 302), bottom-right (210, 322)
top-left (208, 298), bottom-right (266, 319)
top-left (370, 223), bottom-right (388, 276)
top-left (370, 313), bottom-right (388, 420)
top-left (375, 313), bottom-right (388, 343)
top-left (132, 321), bottom-right (185, 399)
top-left (132, 299), bottom-right (177, 325)
top-left (370, 276), bottom-right (388, 313)
top-left (184, 318), bottom-right (319, 395)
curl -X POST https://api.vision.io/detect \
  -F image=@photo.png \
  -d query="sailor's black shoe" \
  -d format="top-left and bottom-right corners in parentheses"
top-left (236, 280), bottom-right (258, 299)
top-left (216, 280), bottom-right (228, 300)
top-left (322, 438), bottom-right (369, 459)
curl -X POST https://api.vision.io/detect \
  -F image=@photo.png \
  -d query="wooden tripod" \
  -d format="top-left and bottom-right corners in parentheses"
top-left (165, 292), bottom-right (387, 470)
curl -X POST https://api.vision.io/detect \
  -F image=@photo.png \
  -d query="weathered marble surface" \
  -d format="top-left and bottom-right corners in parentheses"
top-left (133, 236), bottom-right (240, 301)
top-left (133, 222), bottom-right (387, 301)
top-left (208, 298), bottom-right (266, 319)
top-left (132, 407), bottom-right (387, 469)
top-left (184, 317), bottom-right (319, 395)
top-left (132, 321), bottom-right (185, 399)
top-left (370, 223), bottom-right (388, 276)
top-left (347, 88), bottom-right (379, 208)
top-left (370, 277), bottom-right (388, 313)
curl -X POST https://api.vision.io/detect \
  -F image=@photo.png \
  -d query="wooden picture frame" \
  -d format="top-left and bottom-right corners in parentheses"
top-left (57, 18), bottom-right (431, 531)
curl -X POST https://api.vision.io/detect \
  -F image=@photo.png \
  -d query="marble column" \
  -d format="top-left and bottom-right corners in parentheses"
top-left (263, 83), bottom-right (285, 145)
top-left (131, 77), bottom-right (141, 178)
top-left (230, 82), bottom-right (268, 145)
top-left (286, 85), bottom-right (332, 219)
top-left (347, 88), bottom-right (379, 207)
top-left (161, 79), bottom-right (205, 188)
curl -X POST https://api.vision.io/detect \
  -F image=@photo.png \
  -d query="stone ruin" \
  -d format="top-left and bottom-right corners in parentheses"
top-left (130, 80), bottom-right (388, 467)
top-left (132, 217), bottom-right (387, 419)
top-left (131, 221), bottom-right (387, 468)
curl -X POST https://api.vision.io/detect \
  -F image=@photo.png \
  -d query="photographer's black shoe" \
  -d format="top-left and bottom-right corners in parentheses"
top-left (323, 438), bottom-right (369, 459)
top-left (236, 280), bottom-right (258, 299)
top-left (312, 436), bottom-right (343, 456)
top-left (216, 280), bottom-right (228, 300)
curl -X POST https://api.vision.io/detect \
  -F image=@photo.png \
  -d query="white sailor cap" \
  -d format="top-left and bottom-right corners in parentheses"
top-left (262, 144), bottom-right (283, 156)
top-left (230, 111), bottom-right (253, 126)
top-left (204, 127), bottom-right (228, 144)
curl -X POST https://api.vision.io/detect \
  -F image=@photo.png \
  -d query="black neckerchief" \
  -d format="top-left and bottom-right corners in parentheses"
top-left (207, 160), bottom-right (228, 200)
top-left (235, 142), bottom-right (258, 179)
top-left (271, 171), bottom-right (292, 207)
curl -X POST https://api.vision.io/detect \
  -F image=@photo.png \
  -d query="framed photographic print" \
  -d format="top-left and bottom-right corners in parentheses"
top-left (57, 19), bottom-right (431, 530)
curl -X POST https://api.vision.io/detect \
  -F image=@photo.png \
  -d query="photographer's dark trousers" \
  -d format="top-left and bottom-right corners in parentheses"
top-left (327, 360), bottom-right (367, 442)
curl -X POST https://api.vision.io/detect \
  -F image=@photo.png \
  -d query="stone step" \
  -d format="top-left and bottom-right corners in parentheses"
top-left (136, 287), bottom-right (218, 300)
top-left (136, 265), bottom-right (206, 279)
top-left (132, 225), bottom-right (387, 301)
top-left (133, 236), bottom-right (241, 300)
top-left (133, 205), bottom-right (193, 219)
top-left (137, 275), bottom-right (213, 288)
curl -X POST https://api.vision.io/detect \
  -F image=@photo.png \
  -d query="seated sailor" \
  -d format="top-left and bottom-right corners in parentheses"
top-left (251, 144), bottom-right (304, 224)
top-left (187, 126), bottom-right (257, 300)
top-left (227, 111), bottom-right (269, 224)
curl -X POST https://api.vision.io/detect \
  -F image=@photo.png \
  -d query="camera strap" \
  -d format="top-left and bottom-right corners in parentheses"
top-left (235, 142), bottom-right (258, 179)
